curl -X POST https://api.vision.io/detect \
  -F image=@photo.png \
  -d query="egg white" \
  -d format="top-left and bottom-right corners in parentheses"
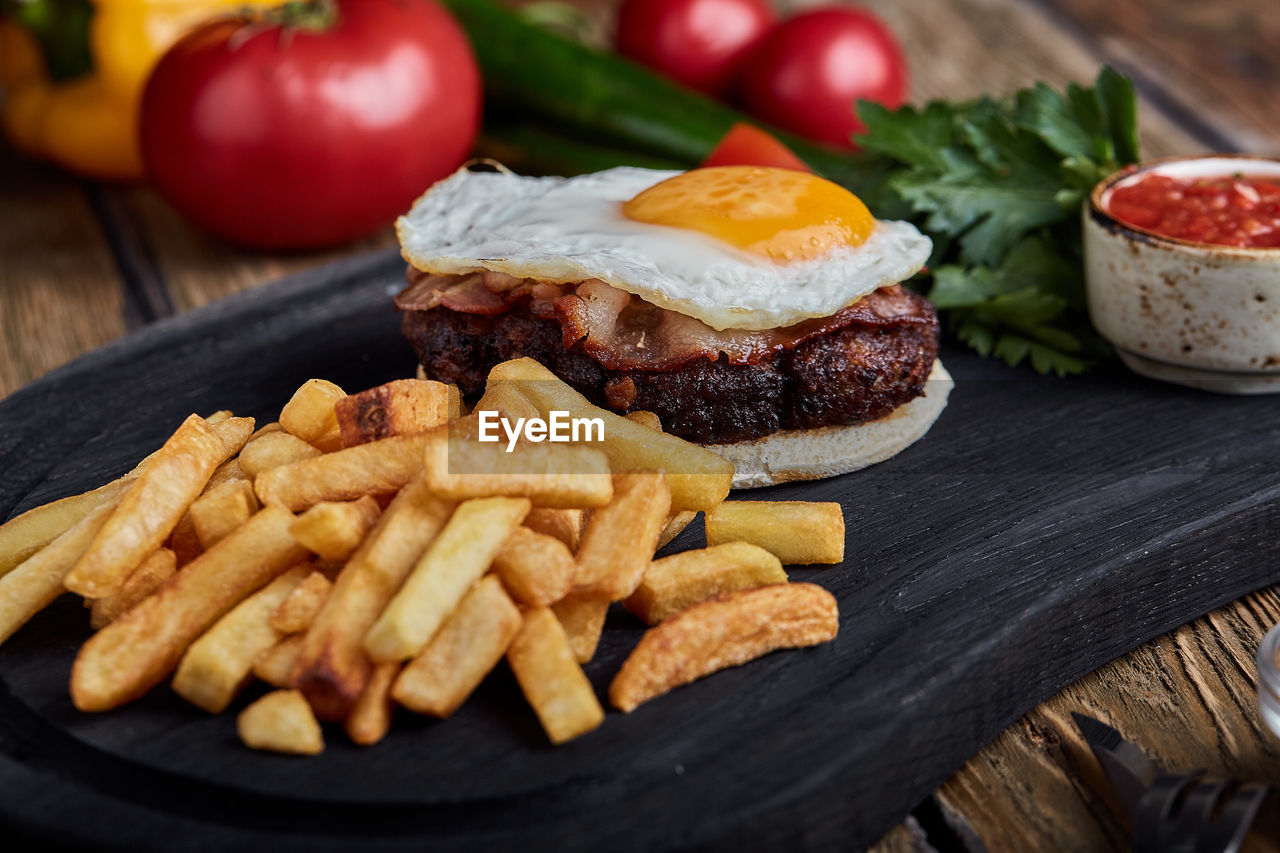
top-left (396, 166), bottom-right (932, 331)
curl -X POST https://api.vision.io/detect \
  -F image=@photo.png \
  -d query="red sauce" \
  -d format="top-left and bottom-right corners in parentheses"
top-left (1106, 172), bottom-right (1280, 249)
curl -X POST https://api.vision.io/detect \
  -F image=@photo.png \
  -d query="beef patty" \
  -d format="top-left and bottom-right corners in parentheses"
top-left (401, 288), bottom-right (939, 445)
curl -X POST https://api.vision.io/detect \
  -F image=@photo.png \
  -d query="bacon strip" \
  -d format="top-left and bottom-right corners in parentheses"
top-left (396, 270), bottom-right (931, 370)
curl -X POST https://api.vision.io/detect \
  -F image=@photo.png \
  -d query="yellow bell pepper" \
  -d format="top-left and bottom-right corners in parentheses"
top-left (1, 1), bottom-right (272, 182)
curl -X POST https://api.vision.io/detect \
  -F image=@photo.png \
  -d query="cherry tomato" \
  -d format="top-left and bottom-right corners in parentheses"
top-left (701, 122), bottom-right (810, 171)
top-left (141, 0), bottom-right (480, 249)
top-left (615, 0), bottom-right (775, 98)
top-left (739, 7), bottom-right (906, 149)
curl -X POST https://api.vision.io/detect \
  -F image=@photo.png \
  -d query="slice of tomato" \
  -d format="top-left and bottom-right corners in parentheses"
top-left (700, 122), bottom-right (811, 172)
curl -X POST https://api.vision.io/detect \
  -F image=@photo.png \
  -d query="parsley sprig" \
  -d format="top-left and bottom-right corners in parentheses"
top-left (856, 67), bottom-right (1140, 375)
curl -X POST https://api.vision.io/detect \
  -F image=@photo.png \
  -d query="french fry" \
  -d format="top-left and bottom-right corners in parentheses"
top-left (423, 424), bottom-right (613, 509)
top-left (237, 689), bottom-right (324, 755)
top-left (475, 380), bottom-right (541, 421)
top-left (205, 410), bottom-right (233, 424)
top-left (705, 501), bottom-right (845, 564)
top-left (657, 510), bottom-right (698, 549)
top-left (168, 511), bottom-right (202, 566)
top-left (507, 605), bottom-right (604, 745)
top-left (270, 570), bottom-right (332, 634)
top-left (255, 433), bottom-right (433, 512)
top-left (551, 593), bottom-right (609, 664)
top-left (0, 414), bottom-right (250, 578)
top-left (0, 476), bottom-right (134, 577)
top-left (70, 505), bottom-right (308, 712)
top-left (364, 496), bottom-right (530, 663)
top-left (345, 661), bottom-right (400, 746)
top-left (249, 421), bottom-right (285, 440)
top-left (625, 542), bottom-right (786, 625)
top-left (288, 496), bottom-right (381, 561)
top-left (207, 458), bottom-right (250, 489)
top-left (609, 583), bottom-right (838, 712)
top-left (523, 507), bottom-right (584, 551)
top-left (238, 432), bottom-right (323, 478)
top-left (291, 477), bottom-right (453, 720)
top-left (65, 415), bottom-right (250, 599)
top-left (492, 526), bottom-right (574, 606)
top-left (189, 479), bottom-right (259, 550)
top-left (487, 358), bottom-right (734, 511)
top-left (0, 500), bottom-right (117, 647)
top-left (279, 378), bottom-right (345, 452)
top-left (392, 575), bottom-right (521, 717)
top-left (624, 410), bottom-right (662, 431)
top-left (573, 472), bottom-right (670, 601)
top-left (336, 379), bottom-right (454, 447)
top-left (253, 634), bottom-right (304, 688)
top-left (172, 564), bottom-right (312, 713)
top-left (211, 416), bottom-right (257, 458)
top-left (89, 547), bottom-right (177, 630)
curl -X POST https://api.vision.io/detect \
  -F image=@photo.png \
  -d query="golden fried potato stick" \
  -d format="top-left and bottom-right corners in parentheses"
top-left (206, 458), bottom-right (250, 489)
top-left (0, 477), bottom-right (133, 578)
top-left (625, 542), bottom-right (786, 625)
top-left (71, 505), bottom-right (308, 712)
top-left (507, 605), bottom-right (604, 745)
top-left (705, 501), bottom-right (845, 565)
top-left (657, 510), bottom-right (698, 550)
top-left (238, 432), bottom-right (322, 478)
top-left (523, 508), bottom-right (585, 551)
top-left (487, 358), bottom-right (734, 511)
top-left (475, 380), bottom-right (541, 421)
top-left (345, 661), bottom-right (400, 746)
top-left (279, 378), bottom-right (345, 452)
top-left (253, 634), bottom-right (304, 688)
top-left (171, 563), bottom-right (313, 713)
top-left (336, 379), bottom-right (454, 447)
top-left (422, 424), bottom-right (614, 509)
top-left (65, 415), bottom-right (252, 599)
top-left (609, 583), bottom-right (838, 712)
top-left (255, 433), bottom-right (433, 512)
top-left (0, 499), bottom-right (117, 647)
top-left (290, 477), bottom-right (453, 721)
top-left (365, 496), bottom-right (530, 663)
top-left (189, 479), bottom-right (259, 550)
top-left (288, 496), bottom-right (381, 562)
top-left (237, 689), bottom-right (324, 755)
top-left (392, 575), bottom-right (521, 717)
top-left (270, 570), bottom-right (332, 635)
top-left (492, 526), bottom-right (574, 606)
top-left (0, 414), bottom-right (248, 579)
top-left (551, 593), bottom-right (609, 664)
top-left (623, 410), bottom-right (662, 431)
top-left (89, 547), bottom-right (177, 630)
top-left (573, 472), bottom-right (670, 601)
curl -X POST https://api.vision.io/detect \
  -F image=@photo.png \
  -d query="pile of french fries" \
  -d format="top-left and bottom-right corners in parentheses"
top-left (0, 357), bottom-right (844, 754)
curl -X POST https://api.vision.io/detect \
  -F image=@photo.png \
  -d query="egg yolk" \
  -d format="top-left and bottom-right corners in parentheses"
top-left (622, 166), bottom-right (876, 263)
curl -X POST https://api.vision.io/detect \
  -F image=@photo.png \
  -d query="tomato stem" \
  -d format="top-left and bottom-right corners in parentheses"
top-left (271, 0), bottom-right (338, 31)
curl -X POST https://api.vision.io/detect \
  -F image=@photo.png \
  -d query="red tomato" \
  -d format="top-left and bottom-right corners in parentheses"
top-left (615, 0), bottom-right (775, 97)
top-left (738, 7), bottom-right (906, 149)
top-left (141, 0), bottom-right (480, 250)
top-left (701, 122), bottom-right (810, 171)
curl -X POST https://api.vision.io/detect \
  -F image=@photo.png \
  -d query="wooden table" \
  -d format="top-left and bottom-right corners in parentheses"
top-left (3, 0), bottom-right (1279, 848)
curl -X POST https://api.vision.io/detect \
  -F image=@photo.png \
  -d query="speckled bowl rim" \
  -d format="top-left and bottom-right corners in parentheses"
top-left (1089, 153), bottom-right (1280, 256)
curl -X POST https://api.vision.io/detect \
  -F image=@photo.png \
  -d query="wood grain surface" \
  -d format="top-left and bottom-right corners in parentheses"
top-left (2, 0), bottom-right (1279, 849)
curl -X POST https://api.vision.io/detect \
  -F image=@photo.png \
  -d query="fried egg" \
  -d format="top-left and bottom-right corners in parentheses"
top-left (396, 165), bottom-right (931, 331)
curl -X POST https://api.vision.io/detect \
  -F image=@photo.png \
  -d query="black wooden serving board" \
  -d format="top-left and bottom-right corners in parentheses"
top-left (1, 249), bottom-right (1278, 852)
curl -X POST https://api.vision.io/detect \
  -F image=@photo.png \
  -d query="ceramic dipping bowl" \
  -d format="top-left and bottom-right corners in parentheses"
top-left (1084, 155), bottom-right (1280, 394)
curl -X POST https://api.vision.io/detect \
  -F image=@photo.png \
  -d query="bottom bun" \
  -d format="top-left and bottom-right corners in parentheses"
top-left (707, 359), bottom-right (953, 489)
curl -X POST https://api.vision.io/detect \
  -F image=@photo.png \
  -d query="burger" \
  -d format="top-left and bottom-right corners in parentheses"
top-left (394, 164), bottom-right (950, 487)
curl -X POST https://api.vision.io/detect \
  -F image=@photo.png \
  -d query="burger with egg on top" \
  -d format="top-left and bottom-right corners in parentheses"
top-left (394, 164), bottom-right (950, 487)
